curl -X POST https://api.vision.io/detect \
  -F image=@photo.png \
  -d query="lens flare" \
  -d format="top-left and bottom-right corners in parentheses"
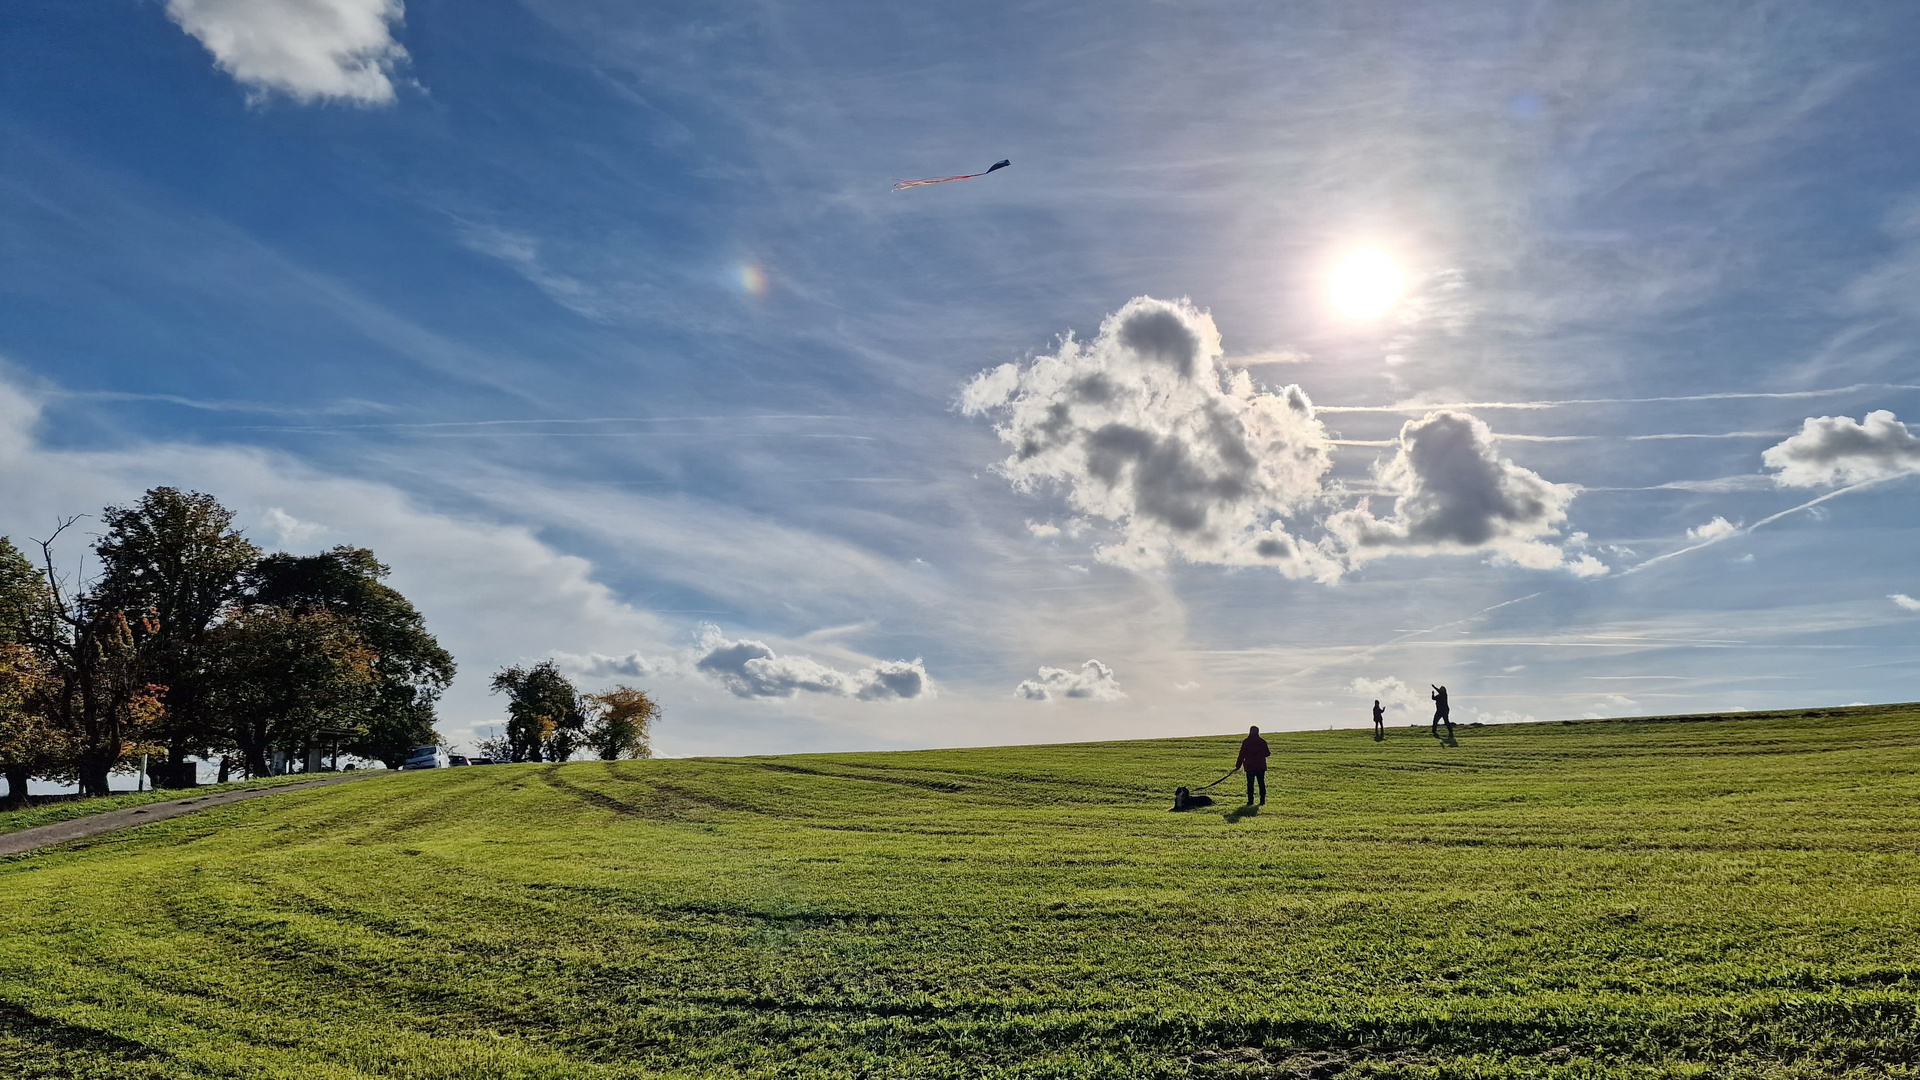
top-left (1329, 249), bottom-right (1402, 319)
top-left (737, 262), bottom-right (768, 297)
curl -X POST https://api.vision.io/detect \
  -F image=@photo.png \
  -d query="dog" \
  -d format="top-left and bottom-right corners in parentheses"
top-left (1170, 786), bottom-right (1215, 811)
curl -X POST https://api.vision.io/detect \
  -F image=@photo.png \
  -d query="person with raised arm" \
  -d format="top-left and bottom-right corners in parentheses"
top-left (1431, 684), bottom-right (1453, 738)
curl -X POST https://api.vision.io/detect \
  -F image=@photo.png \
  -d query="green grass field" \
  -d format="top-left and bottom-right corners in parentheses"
top-left (2, 706), bottom-right (1918, 1079)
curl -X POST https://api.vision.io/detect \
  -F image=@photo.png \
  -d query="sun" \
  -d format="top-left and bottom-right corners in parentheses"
top-left (1329, 249), bottom-right (1403, 319)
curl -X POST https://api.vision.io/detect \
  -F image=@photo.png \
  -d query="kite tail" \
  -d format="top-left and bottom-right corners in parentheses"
top-left (892, 172), bottom-right (986, 191)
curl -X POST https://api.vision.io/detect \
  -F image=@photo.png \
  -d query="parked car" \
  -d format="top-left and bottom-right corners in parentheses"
top-left (466, 757), bottom-right (496, 765)
top-left (402, 745), bottom-right (449, 770)
top-left (447, 755), bottom-right (470, 767)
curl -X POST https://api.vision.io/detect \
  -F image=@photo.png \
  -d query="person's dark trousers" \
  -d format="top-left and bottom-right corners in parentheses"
top-left (1245, 769), bottom-right (1266, 805)
top-left (1431, 711), bottom-right (1448, 734)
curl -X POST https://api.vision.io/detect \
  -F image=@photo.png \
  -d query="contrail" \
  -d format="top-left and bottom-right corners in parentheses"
top-left (241, 415), bottom-right (850, 432)
top-left (1315, 383), bottom-right (1920, 414)
top-left (1265, 591), bottom-right (1545, 687)
top-left (1333, 431), bottom-right (1787, 448)
top-left (1620, 477), bottom-right (1898, 576)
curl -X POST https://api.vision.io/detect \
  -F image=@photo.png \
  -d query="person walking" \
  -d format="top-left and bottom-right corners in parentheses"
top-left (1430, 684), bottom-right (1452, 737)
top-left (1235, 726), bottom-right (1269, 806)
top-left (1372, 699), bottom-right (1385, 741)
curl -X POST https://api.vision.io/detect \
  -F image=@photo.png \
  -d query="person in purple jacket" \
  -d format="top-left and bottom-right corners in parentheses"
top-left (1235, 726), bottom-right (1270, 806)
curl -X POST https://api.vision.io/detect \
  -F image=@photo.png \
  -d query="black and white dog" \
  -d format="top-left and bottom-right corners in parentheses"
top-left (1170, 786), bottom-right (1215, 811)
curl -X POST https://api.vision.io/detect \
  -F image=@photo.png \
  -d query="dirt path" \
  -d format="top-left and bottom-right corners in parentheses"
top-left (0, 772), bottom-right (380, 857)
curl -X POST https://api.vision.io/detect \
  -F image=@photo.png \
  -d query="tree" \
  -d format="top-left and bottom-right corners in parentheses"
top-left (246, 547), bottom-right (454, 768)
top-left (0, 643), bottom-right (64, 808)
top-left (489, 661), bottom-right (584, 763)
top-left (22, 524), bottom-right (167, 796)
top-left (471, 730), bottom-right (511, 763)
top-left (582, 685), bottom-right (658, 761)
top-left (205, 608), bottom-right (376, 777)
top-left (92, 489), bottom-right (260, 783)
top-left (0, 537), bottom-right (62, 804)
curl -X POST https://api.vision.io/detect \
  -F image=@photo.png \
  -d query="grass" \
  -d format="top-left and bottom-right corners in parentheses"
top-left (1, 704), bottom-right (1918, 1078)
top-left (0, 771), bottom-right (361, 835)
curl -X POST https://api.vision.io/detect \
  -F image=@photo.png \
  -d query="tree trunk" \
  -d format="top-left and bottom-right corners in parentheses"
top-left (78, 756), bottom-right (113, 797)
top-left (2, 766), bottom-right (29, 809)
top-left (243, 744), bottom-right (269, 779)
top-left (159, 745), bottom-right (192, 789)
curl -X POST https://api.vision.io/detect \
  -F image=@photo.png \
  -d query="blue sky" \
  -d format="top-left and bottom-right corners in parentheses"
top-left (4, 0), bottom-right (1920, 756)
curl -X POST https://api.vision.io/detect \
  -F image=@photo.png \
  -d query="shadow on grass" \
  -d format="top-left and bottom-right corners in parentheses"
top-left (1224, 803), bottom-right (1260, 823)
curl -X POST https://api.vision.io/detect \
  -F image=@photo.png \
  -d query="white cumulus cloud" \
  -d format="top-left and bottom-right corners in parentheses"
top-left (564, 625), bottom-right (933, 702)
top-left (165, 0), bottom-right (412, 106)
top-left (1763, 410), bottom-right (1920, 487)
top-left (1016, 659), bottom-right (1126, 702)
top-left (1582, 693), bottom-right (1640, 720)
top-left (962, 297), bottom-right (1338, 579)
top-left (1325, 410), bottom-right (1594, 574)
top-left (1344, 675), bottom-right (1421, 712)
top-left (1686, 516), bottom-right (1741, 542)
top-left (1890, 593), bottom-right (1920, 612)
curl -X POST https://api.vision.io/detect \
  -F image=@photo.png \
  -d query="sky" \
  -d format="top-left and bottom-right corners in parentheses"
top-left (3, 0), bottom-right (1920, 757)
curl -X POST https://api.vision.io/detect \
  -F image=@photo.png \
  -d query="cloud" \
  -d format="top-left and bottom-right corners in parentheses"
top-left (1016, 659), bottom-right (1125, 702)
top-left (1325, 410), bottom-right (1595, 574)
top-left (568, 626), bottom-right (933, 702)
top-left (1344, 675), bottom-right (1420, 712)
top-left (261, 506), bottom-right (327, 546)
top-left (1762, 410), bottom-right (1920, 487)
top-left (962, 297), bottom-right (1337, 579)
top-left (1469, 708), bottom-right (1537, 725)
top-left (456, 223), bottom-right (612, 320)
top-left (1581, 693), bottom-right (1640, 720)
top-left (164, 0), bottom-right (411, 106)
top-left (1891, 593), bottom-right (1920, 612)
top-left (1686, 516), bottom-right (1740, 542)
top-left (552, 651), bottom-right (686, 680)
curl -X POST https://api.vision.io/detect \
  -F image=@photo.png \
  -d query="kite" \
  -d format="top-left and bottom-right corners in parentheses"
top-left (893, 159), bottom-right (1010, 191)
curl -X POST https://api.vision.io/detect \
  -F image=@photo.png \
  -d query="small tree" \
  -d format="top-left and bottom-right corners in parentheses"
top-left (471, 730), bottom-right (511, 763)
top-left (0, 643), bottom-right (65, 807)
top-left (583, 685), bottom-right (658, 761)
top-left (24, 523), bottom-right (167, 796)
top-left (0, 538), bottom-right (62, 803)
top-left (489, 661), bottom-right (584, 763)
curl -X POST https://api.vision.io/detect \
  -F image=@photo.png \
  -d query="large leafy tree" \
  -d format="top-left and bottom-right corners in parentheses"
top-left (490, 661), bottom-right (585, 763)
top-left (582, 685), bottom-right (658, 761)
top-left (206, 608), bottom-right (376, 777)
top-left (246, 547), bottom-right (454, 768)
top-left (92, 488), bottom-right (260, 782)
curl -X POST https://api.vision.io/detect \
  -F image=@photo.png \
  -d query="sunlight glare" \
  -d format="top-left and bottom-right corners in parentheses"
top-left (1329, 249), bottom-right (1403, 319)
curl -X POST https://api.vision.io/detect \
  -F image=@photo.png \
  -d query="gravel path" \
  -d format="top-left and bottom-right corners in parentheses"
top-left (0, 772), bottom-right (381, 857)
